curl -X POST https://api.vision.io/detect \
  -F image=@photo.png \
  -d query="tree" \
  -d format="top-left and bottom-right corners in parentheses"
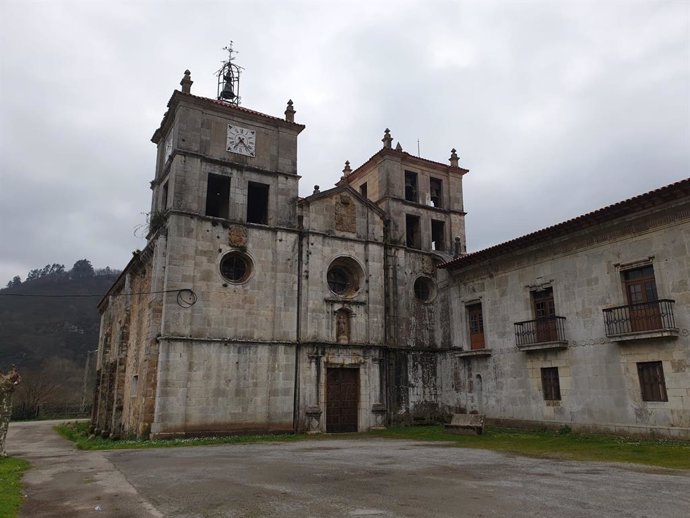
top-left (0, 367), bottom-right (21, 456)
top-left (71, 259), bottom-right (94, 279)
top-left (5, 276), bottom-right (21, 288)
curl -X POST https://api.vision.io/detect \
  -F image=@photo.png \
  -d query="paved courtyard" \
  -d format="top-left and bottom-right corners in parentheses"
top-left (7, 420), bottom-right (690, 517)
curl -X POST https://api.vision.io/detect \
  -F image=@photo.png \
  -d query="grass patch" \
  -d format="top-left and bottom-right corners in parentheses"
top-left (56, 422), bottom-right (690, 470)
top-left (56, 421), bottom-right (308, 450)
top-left (366, 425), bottom-right (690, 469)
top-left (0, 456), bottom-right (29, 518)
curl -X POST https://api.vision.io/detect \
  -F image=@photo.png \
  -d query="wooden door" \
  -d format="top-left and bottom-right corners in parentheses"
top-left (624, 266), bottom-right (660, 332)
top-left (533, 288), bottom-right (557, 342)
top-left (468, 304), bottom-right (485, 350)
top-left (326, 368), bottom-right (359, 433)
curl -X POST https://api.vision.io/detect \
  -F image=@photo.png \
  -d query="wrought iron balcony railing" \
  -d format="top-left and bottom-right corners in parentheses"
top-left (514, 316), bottom-right (567, 347)
top-left (603, 299), bottom-right (677, 337)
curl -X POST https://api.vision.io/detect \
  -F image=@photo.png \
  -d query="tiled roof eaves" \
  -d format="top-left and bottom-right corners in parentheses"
top-left (440, 177), bottom-right (690, 270)
top-left (152, 91), bottom-right (305, 142)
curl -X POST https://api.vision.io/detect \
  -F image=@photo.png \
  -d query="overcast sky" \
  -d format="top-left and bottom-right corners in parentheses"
top-left (1, 0), bottom-right (688, 285)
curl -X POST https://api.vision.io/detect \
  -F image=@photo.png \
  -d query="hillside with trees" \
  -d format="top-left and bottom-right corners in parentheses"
top-left (0, 260), bottom-right (120, 418)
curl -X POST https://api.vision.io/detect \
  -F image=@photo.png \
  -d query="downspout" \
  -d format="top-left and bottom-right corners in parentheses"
top-left (292, 215), bottom-right (304, 432)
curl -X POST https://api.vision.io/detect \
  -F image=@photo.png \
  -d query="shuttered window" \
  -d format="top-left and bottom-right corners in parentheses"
top-left (541, 367), bottom-right (561, 401)
top-left (637, 361), bottom-right (668, 402)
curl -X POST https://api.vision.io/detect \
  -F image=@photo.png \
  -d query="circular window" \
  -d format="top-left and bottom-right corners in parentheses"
top-left (220, 252), bottom-right (252, 283)
top-left (327, 257), bottom-right (363, 297)
top-left (414, 277), bottom-right (435, 303)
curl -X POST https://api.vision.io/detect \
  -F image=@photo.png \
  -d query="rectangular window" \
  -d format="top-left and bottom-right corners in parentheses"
top-left (359, 182), bottom-right (368, 199)
top-left (405, 214), bottom-right (421, 249)
top-left (431, 220), bottom-right (445, 251)
top-left (247, 181), bottom-right (269, 224)
top-left (637, 361), bottom-right (668, 402)
top-left (205, 173), bottom-right (230, 219)
top-left (467, 304), bottom-right (485, 350)
top-left (161, 181), bottom-right (169, 211)
top-left (131, 375), bottom-right (139, 398)
top-left (541, 367), bottom-right (561, 401)
top-left (404, 171), bottom-right (418, 202)
top-left (430, 177), bottom-right (443, 208)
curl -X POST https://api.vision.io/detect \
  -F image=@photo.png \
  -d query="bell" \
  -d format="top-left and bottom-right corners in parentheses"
top-left (220, 81), bottom-right (235, 100)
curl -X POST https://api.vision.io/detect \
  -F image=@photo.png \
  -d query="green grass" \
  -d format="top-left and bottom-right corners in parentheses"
top-left (56, 421), bottom-right (690, 470)
top-left (55, 421), bottom-right (308, 450)
top-left (0, 456), bottom-right (29, 518)
top-left (366, 425), bottom-right (690, 469)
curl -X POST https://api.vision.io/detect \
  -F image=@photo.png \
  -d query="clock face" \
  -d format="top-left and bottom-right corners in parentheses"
top-left (227, 124), bottom-right (256, 157)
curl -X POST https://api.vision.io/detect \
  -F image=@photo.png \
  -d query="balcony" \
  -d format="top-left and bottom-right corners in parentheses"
top-left (603, 299), bottom-right (679, 342)
top-left (514, 316), bottom-right (568, 352)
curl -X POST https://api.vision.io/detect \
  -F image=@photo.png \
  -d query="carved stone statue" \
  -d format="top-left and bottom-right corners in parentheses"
top-left (336, 309), bottom-right (350, 343)
top-left (0, 366), bottom-right (21, 456)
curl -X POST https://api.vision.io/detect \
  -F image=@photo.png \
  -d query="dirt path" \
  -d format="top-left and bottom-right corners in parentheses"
top-left (6, 420), bottom-right (161, 517)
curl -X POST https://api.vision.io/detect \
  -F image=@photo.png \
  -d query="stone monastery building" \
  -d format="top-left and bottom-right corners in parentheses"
top-left (92, 70), bottom-right (690, 440)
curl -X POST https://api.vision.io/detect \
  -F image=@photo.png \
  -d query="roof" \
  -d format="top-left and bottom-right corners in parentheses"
top-left (440, 177), bottom-right (690, 270)
top-left (299, 183), bottom-right (387, 218)
top-left (343, 147), bottom-right (469, 185)
top-left (152, 90), bottom-right (305, 143)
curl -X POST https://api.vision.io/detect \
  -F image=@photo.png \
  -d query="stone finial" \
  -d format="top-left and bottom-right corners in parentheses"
top-left (395, 142), bottom-right (403, 152)
top-left (449, 148), bottom-right (459, 168)
top-left (180, 70), bottom-right (193, 94)
top-left (382, 128), bottom-right (393, 149)
top-left (313, 185), bottom-right (320, 194)
top-left (343, 160), bottom-right (352, 176)
top-left (285, 99), bottom-right (295, 123)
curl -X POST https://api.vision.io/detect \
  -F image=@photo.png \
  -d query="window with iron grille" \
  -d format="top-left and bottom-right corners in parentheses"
top-left (541, 367), bottom-right (561, 401)
top-left (637, 361), bottom-right (668, 402)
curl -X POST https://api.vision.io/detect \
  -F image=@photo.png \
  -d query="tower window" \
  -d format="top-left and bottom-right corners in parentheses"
top-left (161, 181), bottom-right (169, 211)
top-left (413, 277), bottom-right (435, 303)
top-left (220, 251), bottom-right (253, 283)
top-left (404, 171), bottom-right (418, 202)
top-left (430, 178), bottom-right (443, 207)
top-left (406, 214), bottom-right (421, 249)
top-left (431, 220), bottom-right (445, 251)
top-left (205, 173), bottom-right (230, 219)
top-left (359, 182), bottom-right (368, 199)
top-left (247, 181), bottom-right (269, 224)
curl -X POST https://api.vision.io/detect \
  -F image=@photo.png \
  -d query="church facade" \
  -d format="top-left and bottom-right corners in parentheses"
top-left (91, 71), bottom-right (689, 439)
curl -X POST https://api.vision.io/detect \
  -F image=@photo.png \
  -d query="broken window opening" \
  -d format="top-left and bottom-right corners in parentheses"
top-left (161, 181), bottom-right (169, 211)
top-left (359, 182), bottom-right (368, 199)
top-left (541, 367), bottom-right (561, 401)
top-left (431, 219), bottom-right (445, 251)
top-left (131, 375), bottom-right (139, 398)
top-left (205, 173), bottom-right (230, 219)
top-left (430, 177), bottom-right (443, 207)
top-left (247, 181), bottom-right (269, 224)
top-left (404, 171), bottom-right (418, 202)
top-left (406, 214), bottom-right (421, 249)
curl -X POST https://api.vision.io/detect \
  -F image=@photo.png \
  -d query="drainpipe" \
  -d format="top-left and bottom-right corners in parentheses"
top-left (292, 215), bottom-right (304, 432)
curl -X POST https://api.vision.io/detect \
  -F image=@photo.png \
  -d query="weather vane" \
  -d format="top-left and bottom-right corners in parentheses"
top-left (217, 41), bottom-right (243, 105)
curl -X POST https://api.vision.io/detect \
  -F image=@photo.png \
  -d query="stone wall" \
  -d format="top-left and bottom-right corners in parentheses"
top-left (445, 200), bottom-right (690, 437)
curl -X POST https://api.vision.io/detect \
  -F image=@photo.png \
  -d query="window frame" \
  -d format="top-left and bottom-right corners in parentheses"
top-left (541, 367), bottom-right (561, 401)
top-left (637, 361), bottom-right (668, 402)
